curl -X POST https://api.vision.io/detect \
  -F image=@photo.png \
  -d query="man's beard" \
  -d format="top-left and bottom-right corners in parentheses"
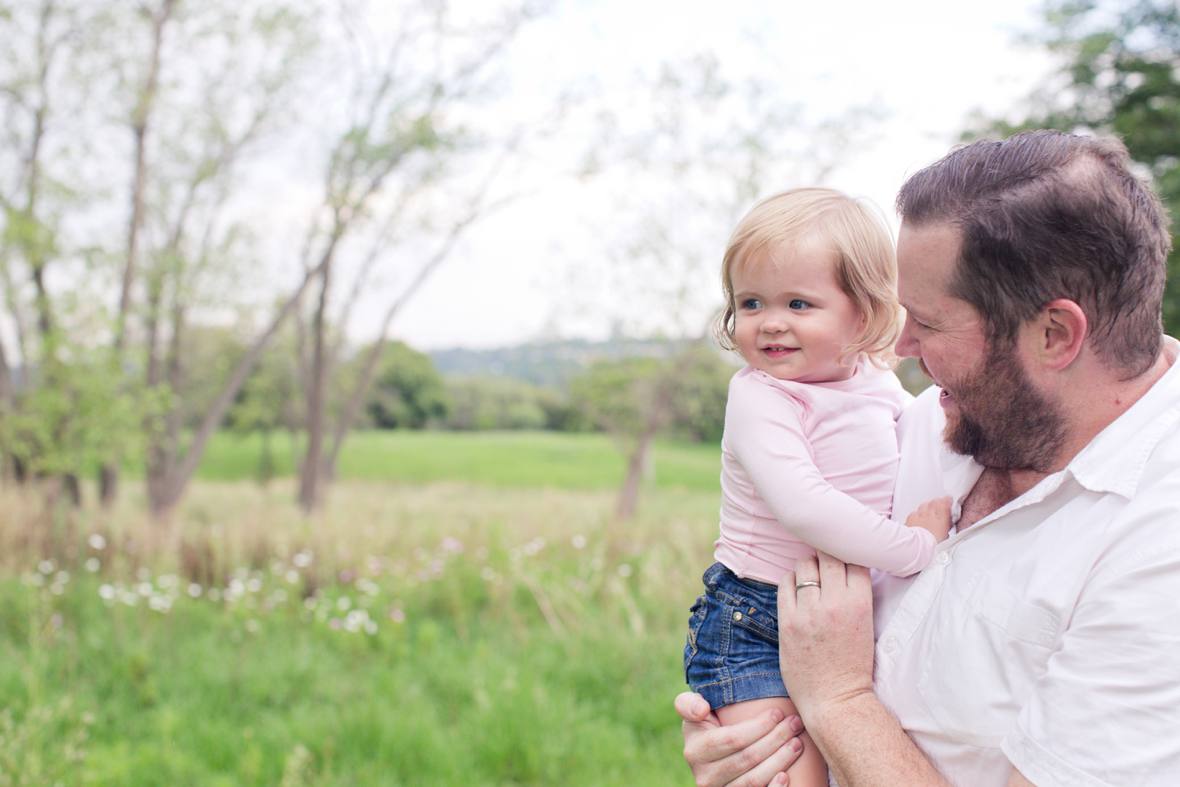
top-left (936, 344), bottom-right (1067, 472)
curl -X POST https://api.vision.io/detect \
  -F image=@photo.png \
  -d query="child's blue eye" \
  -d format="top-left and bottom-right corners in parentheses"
top-left (739, 298), bottom-right (761, 310)
top-left (789, 299), bottom-right (810, 310)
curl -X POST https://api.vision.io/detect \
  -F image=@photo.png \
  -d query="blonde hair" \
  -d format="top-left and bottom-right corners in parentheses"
top-left (715, 187), bottom-right (902, 367)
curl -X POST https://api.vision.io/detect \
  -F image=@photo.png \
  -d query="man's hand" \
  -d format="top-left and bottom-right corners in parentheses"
top-left (906, 496), bottom-right (953, 542)
top-left (676, 692), bottom-right (805, 787)
top-left (777, 552), bottom-right (876, 725)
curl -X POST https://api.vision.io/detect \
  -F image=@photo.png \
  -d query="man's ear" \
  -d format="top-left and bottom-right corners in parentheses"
top-left (1030, 299), bottom-right (1087, 370)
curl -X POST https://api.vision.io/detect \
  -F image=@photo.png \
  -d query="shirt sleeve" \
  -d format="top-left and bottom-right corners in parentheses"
top-left (726, 375), bottom-right (936, 577)
top-left (1002, 497), bottom-right (1180, 786)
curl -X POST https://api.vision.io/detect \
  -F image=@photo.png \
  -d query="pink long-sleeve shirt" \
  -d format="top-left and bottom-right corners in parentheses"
top-left (714, 362), bottom-right (934, 584)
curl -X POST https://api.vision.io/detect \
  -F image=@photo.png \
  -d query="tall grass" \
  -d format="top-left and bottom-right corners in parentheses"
top-left (0, 434), bottom-right (723, 785)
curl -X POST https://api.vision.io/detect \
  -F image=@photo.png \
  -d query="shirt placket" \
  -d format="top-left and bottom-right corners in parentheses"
top-left (875, 465), bottom-right (1073, 685)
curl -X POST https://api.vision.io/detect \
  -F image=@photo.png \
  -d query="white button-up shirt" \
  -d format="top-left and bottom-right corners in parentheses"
top-left (873, 341), bottom-right (1180, 786)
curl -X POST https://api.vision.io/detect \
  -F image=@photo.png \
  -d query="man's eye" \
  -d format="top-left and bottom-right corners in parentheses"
top-left (740, 298), bottom-right (761, 310)
top-left (789, 299), bottom-right (810, 310)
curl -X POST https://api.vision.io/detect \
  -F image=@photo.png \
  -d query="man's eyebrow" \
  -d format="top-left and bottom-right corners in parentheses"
top-left (902, 303), bottom-right (934, 322)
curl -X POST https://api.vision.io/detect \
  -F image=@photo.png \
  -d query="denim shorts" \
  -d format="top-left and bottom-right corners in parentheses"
top-left (683, 562), bottom-right (788, 710)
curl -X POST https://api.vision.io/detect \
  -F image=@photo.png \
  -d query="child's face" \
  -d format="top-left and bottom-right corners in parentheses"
top-left (731, 238), bottom-right (865, 383)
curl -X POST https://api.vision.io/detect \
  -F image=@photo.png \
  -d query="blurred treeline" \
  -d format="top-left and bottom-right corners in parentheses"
top-left (237, 336), bottom-right (736, 441)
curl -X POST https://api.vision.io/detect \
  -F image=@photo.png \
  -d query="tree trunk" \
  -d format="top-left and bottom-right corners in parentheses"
top-left (615, 430), bottom-right (655, 521)
top-left (103, 0), bottom-right (177, 507)
top-left (323, 208), bottom-right (486, 475)
top-left (258, 427), bottom-right (275, 486)
top-left (0, 340), bottom-right (10, 482)
top-left (98, 465), bottom-right (117, 502)
top-left (298, 262), bottom-right (332, 513)
top-left (0, 333), bottom-right (12, 407)
top-left (142, 248), bottom-right (335, 521)
top-left (62, 472), bottom-right (81, 507)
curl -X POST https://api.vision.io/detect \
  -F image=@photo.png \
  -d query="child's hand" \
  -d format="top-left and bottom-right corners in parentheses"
top-left (906, 496), bottom-right (953, 542)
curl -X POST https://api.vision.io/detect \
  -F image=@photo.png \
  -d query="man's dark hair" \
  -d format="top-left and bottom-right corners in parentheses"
top-left (896, 130), bottom-right (1172, 378)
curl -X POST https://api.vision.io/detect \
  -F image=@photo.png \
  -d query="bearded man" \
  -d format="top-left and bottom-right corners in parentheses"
top-left (679, 130), bottom-right (1180, 786)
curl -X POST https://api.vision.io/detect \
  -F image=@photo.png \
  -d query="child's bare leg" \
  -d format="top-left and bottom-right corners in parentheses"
top-left (717, 697), bottom-right (827, 787)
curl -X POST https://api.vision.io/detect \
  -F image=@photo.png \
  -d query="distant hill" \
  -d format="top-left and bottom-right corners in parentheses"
top-left (431, 339), bottom-right (932, 394)
top-left (429, 338), bottom-right (698, 388)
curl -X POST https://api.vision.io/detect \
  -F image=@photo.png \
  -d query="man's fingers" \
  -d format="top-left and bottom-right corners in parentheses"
top-left (675, 691), bottom-right (714, 723)
top-left (816, 551), bottom-right (848, 589)
top-left (778, 569), bottom-right (798, 615)
top-left (793, 556), bottom-right (820, 597)
top-left (719, 721), bottom-right (804, 787)
top-left (683, 707), bottom-right (786, 764)
top-left (846, 562), bottom-right (872, 592)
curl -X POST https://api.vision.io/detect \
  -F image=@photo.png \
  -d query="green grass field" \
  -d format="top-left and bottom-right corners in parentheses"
top-left (195, 429), bottom-right (722, 491)
top-left (0, 431), bottom-right (723, 785)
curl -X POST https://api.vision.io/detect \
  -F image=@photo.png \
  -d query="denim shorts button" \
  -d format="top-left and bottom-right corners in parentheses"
top-left (733, 611), bottom-right (743, 621)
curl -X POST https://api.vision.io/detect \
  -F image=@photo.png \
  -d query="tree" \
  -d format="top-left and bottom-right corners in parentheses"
top-left (0, 0), bottom-right (143, 502)
top-left (225, 331), bottom-right (303, 486)
top-left (569, 344), bottom-right (733, 520)
top-left (442, 376), bottom-right (566, 431)
top-left (98, 0), bottom-right (179, 504)
top-left (364, 342), bottom-right (447, 430)
top-left (97, 1), bottom-right (322, 518)
top-left (292, 0), bottom-right (543, 512)
top-left (964, 0), bottom-right (1180, 331)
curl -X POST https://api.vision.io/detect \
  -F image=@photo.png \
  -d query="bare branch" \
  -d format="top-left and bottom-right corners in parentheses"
top-left (324, 161), bottom-right (524, 468)
top-left (156, 245), bottom-right (340, 514)
top-left (113, 0), bottom-right (177, 356)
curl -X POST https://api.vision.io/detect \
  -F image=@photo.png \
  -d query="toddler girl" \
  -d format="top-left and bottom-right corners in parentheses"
top-left (683, 187), bottom-right (950, 787)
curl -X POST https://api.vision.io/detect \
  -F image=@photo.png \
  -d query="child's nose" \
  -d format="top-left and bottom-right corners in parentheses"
top-left (761, 312), bottom-right (789, 333)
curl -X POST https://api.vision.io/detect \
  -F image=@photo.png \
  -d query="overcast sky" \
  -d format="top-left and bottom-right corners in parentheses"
top-left (376, 0), bottom-right (1057, 351)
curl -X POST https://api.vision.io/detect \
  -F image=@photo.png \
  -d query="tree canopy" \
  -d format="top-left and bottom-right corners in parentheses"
top-left (965, 0), bottom-right (1180, 332)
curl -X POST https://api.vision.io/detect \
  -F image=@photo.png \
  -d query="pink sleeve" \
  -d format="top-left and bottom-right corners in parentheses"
top-left (726, 376), bottom-right (936, 577)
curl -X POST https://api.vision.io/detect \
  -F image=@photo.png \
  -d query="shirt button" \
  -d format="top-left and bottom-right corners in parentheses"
top-left (881, 636), bottom-right (898, 653)
top-left (733, 611), bottom-right (743, 622)
top-left (937, 551), bottom-right (951, 566)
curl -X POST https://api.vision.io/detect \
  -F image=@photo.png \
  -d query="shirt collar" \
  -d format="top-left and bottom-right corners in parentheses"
top-left (1066, 337), bottom-right (1180, 498)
